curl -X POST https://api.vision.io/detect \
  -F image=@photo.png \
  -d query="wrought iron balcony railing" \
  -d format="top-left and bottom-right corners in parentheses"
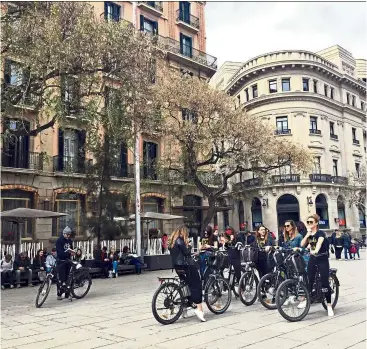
top-left (141, 1), bottom-right (163, 13)
top-left (353, 139), bottom-right (360, 145)
top-left (110, 164), bottom-right (134, 178)
top-left (274, 129), bottom-right (291, 135)
top-left (1, 151), bottom-right (44, 170)
top-left (53, 155), bottom-right (91, 174)
top-left (272, 174), bottom-right (300, 184)
top-left (309, 129), bottom-right (322, 135)
top-left (233, 177), bottom-right (263, 191)
top-left (309, 174), bottom-right (348, 184)
top-left (176, 10), bottom-right (199, 29)
top-left (330, 134), bottom-right (338, 140)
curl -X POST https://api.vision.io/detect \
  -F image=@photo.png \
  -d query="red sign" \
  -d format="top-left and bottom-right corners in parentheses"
top-left (339, 219), bottom-right (346, 226)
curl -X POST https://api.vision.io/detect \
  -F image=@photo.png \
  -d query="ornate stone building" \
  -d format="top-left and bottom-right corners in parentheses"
top-left (1, 2), bottom-right (217, 247)
top-left (211, 45), bottom-right (366, 236)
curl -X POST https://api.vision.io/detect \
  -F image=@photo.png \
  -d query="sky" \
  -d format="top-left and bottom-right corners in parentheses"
top-left (205, 2), bottom-right (367, 68)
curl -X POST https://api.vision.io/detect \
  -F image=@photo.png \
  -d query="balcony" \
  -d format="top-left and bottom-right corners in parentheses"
top-left (176, 10), bottom-right (199, 32)
top-left (309, 174), bottom-right (348, 184)
top-left (155, 35), bottom-right (217, 71)
top-left (1, 152), bottom-right (44, 170)
top-left (353, 139), bottom-right (360, 145)
top-left (330, 134), bottom-right (338, 140)
top-left (53, 156), bottom-right (91, 174)
top-left (110, 164), bottom-right (134, 179)
top-left (309, 129), bottom-right (322, 135)
top-left (142, 166), bottom-right (158, 180)
top-left (272, 174), bottom-right (300, 184)
top-left (233, 177), bottom-right (263, 191)
top-left (138, 2), bottom-right (163, 16)
top-left (274, 129), bottom-right (291, 135)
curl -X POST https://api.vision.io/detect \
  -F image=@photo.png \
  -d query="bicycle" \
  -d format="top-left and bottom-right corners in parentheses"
top-left (35, 254), bottom-right (92, 308)
top-left (237, 245), bottom-right (261, 306)
top-left (221, 243), bottom-right (243, 298)
top-left (152, 251), bottom-right (232, 325)
top-left (257, 247), bottom-right (293, 310)
top-left (275, 251), bottom-right (339, 322)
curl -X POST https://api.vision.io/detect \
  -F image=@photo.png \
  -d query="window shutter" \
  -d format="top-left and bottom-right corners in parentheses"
top-left (104, 2), bottom-right (109, 20)
top-left (120, 142), bottom-right (127, 177)
top-left (153, 21), bottom-right (158, 35)
top-left (58, 128), bottom-right (64, 171)
top-left (179, 33), bottom-right (183, 54)
top-left (4, 60), bottom-right (11, 84)
top-left (77, 130), bottom-right (86, 172)
top-left (140, 15), bottom-right (145, 31)
top-left (114, 4), bottom-right (120, 21)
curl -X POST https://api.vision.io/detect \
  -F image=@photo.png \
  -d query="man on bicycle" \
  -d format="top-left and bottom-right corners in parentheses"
top-left (55, 226), bottom-right (75, 300)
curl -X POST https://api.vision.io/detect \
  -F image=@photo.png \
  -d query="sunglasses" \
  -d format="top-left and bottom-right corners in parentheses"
top-left (284, 224), bottom-right (291, 228)
top-left (306, 221), bottom-right (315, 224)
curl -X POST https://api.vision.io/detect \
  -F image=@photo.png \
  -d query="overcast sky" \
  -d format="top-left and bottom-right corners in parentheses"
top-left (205, 2), bottom-right (367, 67)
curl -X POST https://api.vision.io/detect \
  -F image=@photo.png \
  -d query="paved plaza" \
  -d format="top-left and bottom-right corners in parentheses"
top-left (1, 252), bottom-right (366, 349)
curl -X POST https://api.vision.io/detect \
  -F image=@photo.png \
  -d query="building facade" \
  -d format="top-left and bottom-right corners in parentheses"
top-left (211, 46), bottom-right (366, 236)
top-left (1, 1), bottom-right (217, 247)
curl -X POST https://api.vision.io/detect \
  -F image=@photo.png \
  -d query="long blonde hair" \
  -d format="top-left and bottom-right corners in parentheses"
top-left (169, 226), bottom-right (189, 248)
top-left (283, 220), bottom-right (299, 241)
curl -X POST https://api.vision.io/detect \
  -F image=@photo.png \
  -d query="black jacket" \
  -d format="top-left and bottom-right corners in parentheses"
top-left (55, 235), bottom-right (73, 260)
top-left (33, 257), bottom-right (46, 270)
top-left (169, 237), bottom-right (192, 266)
top-left (14, 257), bottom-right (31, 270)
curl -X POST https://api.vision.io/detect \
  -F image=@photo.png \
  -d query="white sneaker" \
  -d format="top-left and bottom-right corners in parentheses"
top-left (182, 308), bottom-right (188, 318)
top-left (194, 309), bottom-right (206, 322)
top-left (297, 300), bottom-right (307, 309)
top-left (327, 306), bottom-right (334, 317)
top-left (283, 296), bottom-right (296, 306)
top-left (108, 271), bottom-right (113, 278)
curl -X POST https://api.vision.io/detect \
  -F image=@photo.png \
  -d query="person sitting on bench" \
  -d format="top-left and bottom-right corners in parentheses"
top-left (120, 246), bottom-right (143, 275)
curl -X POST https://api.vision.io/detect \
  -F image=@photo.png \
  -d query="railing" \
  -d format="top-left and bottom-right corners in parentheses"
top-left (142, 166), bottom-right (158, 180)
top-left (309, 174), bottom-right (348, 184)
top-left (233, 177), bottom-right (263, 191)
top-left (110, 164), bottom-right (134, 178)
top-left (353, 139), bottom-right (360, 145)
top-left (154, 34), bottom-right (217, 70)
top-left (176, 10), bottom-right (199, 29)
top-left (309, 129), bottom-right (322, 135)
top-left (1, 151), bottom-right (44, 170)
top-left (53, 155), bottom-right (91, 174)
top-left (272, 174), bottom-right (300, 183)
top-left (274, 129), bottom-right (291, 135)
top-left (330, 134), bottom-right (338, 140)
top-left (141, 1), bottom-right (163, 12)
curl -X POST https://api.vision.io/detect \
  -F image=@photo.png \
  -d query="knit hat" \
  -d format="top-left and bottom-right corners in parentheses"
top-left (63, 226), bottom-right (72, 235)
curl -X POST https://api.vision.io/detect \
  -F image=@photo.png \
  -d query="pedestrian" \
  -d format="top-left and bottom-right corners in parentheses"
top-left (341, 230), bottom-right (352, 260)
top-left (45, 248), bottom-right (57, 272)
top-left (169, 225), bottom-right (206, 322)
top-left (350, 240), bottom-right (360, 260)
top-left (74, 248), bottom-right (86, 266)
top-left (120, 246), bottom-right (143, 274)
top-left (333, 230), bottom-right (343, 260)
top-left (224, 226), bottom-right (243, 284)
top-left (300, 214), bottom-right (334, 317)
top-left (33, 249), bottom-right (46, 282)
top-left (14, 252), bottom-right (33, 288)
top-left (108, 247), bottom-right (118, 277)
top-left (97, 246), bottom-right (110, 278)
top-left (1, 254), bottom-right (14, 289)
top-left (161, 233), bottom-right (168, 254)
top-left (255, 225), bottom-right (275, 279)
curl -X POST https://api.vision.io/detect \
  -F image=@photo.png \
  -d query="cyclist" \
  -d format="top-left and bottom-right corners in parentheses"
top-left (199, 226), bottom-right (215, 277)
top-left (169, 225), bottom-right (206, 322)
top-left (299, 214), bottom-right (334, 317)
top-left (223, 226), bottom-right (243, 283)
top-left (255, 225), bottom-right (275, 279)
top-left (55, 226), bottom-right (75, 300)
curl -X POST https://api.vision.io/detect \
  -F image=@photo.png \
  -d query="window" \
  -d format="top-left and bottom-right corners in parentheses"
top-left (281, 78), bottom-right (290, 92)
top-left (352, 128), bottom-right (357, 142)
top-left (330, 87), bottom-right (334, 99)
top-left (313, 156), bottom-right (321, 174)
top-left (182, 108), bottom-right (197, 123)
top-left (324, 84), bottom-right (328, 97)
top-left (104, 2), bottom-right (120, 22)
top-left (269, 80), bottom-right (277, 93)
top-left (355, 162), bottom-right (360, 177)
top-left (346, 92), bottom-right (350, 104)
top-left (332, 159), bottom-right (338, 177)
top-left (276, 116), bottom-right (288, 133)
top-left (61, 76), bottom-right (80, 114)
top-left (180, 33), bottom-right (192, 58)
top-left (252, 84), bottom-right (258, 98)
top-left (352, 95), bottom-right (356, 107)
top-left (55, 193), bottom-right (83, 236)
top-left (313, 80), bottom-right (318, 93)
top-left (179, 1), bottom-right (191, 23)
top-left (143, 141), bottom-right (158, 180)
top-left (4, 60), bottom-right (24, 86)
top-left (245, 88), bottom-right (249, 101)
top-left (329, 122), bottom-right (335, 135)
top-left (302, 78), bottom-right (309, 92)
top-left (361, 101), bottom-right (365, 111)
top-left (140, 15), bottom-right (158, 35)
top-left (310, 116), bottom-right (318, 131)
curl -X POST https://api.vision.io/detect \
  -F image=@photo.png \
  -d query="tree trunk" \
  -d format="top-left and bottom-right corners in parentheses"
top-left (201, 197), bottom-right (217, 236)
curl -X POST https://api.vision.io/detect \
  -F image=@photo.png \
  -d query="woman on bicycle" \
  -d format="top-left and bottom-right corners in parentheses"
top-left (169, 226), bottom-right (206, 322)
top-left (199, 226), bottom-right (215, 277)
top-left (281, 220), bottom-right (303, 250)
top-left (255, 225), bottom-right (275, 279)
top-left (223, 226), bottom-right (243, 283)
top-left (300, 214), bottom-right (334, 317)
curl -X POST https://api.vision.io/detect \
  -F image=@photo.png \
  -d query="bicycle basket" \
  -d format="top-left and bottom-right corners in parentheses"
top-left (212, 252), bottom-right (228, 269)
top-left (241, 247), bottom-right (258, 263)
top-left (273, 250), bottom-right (285, 266)
top-left (287, 254), bottom-right (306, 274)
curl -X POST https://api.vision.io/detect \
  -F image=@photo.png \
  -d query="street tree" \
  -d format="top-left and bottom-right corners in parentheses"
top-left (154, 65), bottom-right (312, 231)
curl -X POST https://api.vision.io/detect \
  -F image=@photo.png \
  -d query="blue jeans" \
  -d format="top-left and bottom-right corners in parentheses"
top-left (130, 258), bottom-right (143, 273)
top-left (343, 246), bottom-right (351, 259)
top-left (112, 261), bottom-right (118, 274)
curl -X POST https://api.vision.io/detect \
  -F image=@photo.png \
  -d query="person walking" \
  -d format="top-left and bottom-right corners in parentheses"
top-left (341, 231), bottom-right (352, 261)
top-left (333, 230), bottom-right (343, 260)
top-left (300, 214), bottom-right (334, 317)
top-left (169, 226), bottom-right (206, 322)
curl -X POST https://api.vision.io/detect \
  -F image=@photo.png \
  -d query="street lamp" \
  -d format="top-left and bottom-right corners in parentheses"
top-left (307, 196), bottom-right (313, 205)
top-left (262, 199), bottom-right (268, 208)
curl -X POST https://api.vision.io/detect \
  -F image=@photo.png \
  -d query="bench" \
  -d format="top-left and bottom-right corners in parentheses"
top-left (84, 259), bottom-right (147, 278)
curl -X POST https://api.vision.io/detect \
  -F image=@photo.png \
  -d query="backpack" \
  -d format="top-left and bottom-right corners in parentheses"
top-left (350, 244), bottom-right (357, 254)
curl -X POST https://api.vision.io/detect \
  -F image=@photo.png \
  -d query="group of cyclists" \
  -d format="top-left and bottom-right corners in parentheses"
top-left (167, 213), bottom-right (336, 323)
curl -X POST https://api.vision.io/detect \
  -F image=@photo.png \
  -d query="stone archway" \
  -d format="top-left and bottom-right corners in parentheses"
top-left (277, 194), bottom-right (300, 227)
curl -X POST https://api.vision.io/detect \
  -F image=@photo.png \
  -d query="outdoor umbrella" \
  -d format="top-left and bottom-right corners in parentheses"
top-left (1, 208), bottom-right (68, 254)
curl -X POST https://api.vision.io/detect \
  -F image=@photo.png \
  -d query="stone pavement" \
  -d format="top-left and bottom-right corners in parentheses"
top-left (1, 252), bottom-right (366, 349)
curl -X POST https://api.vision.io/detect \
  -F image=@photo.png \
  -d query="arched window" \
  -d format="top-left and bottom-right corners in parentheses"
top-left (277, 194), bottom-right (299, 228)
top-left (315, 194), bottom-right (329, 229)
top-left (251, 198), bottom-right (262, 230)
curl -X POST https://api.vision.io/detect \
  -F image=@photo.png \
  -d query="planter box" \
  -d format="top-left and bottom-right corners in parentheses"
top-left (144, 254), bottom-right (172, 271)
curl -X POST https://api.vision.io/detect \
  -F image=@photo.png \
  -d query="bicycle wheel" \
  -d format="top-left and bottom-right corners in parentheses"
top-left (35, 276), bottom-right (52, 308)
top-left (257, 272), bottom-right (284, 310)
top-left (205, 277), bottom-right (232, 315)
top-left (239, 271), bottom-right (259, 306)
top-left (276, 279), bottom-right (310, 322)
top-left (152, 282), bottom-right (184, 325)
top-left (71, 271), bottom-right (92, 299)
top-left (321, 274), bottom-right (339, 310)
